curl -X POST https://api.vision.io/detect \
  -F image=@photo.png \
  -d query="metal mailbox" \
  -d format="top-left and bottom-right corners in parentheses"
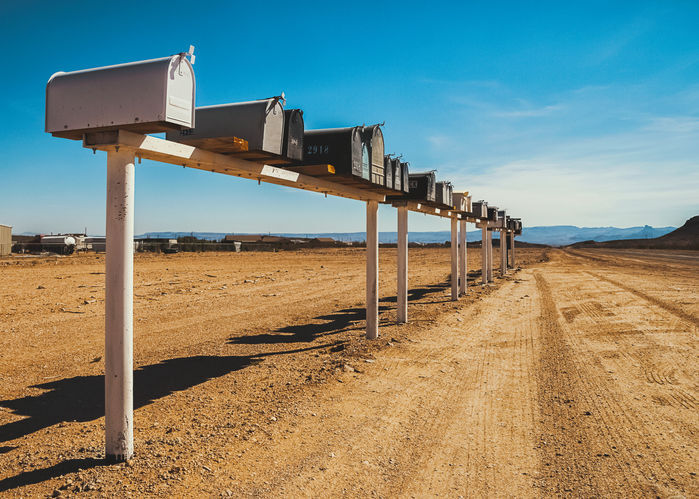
top-left (167, 97), bottom-right (284, 155)
top-left (452, 192), bottom-right (471, 212)
top-left (497, 210), bottom-right (507, 229)
top-left (400, 161), bottom-right (410, 193)
top-left (392, 158), bottom-right (403, 191)
top-left (283, 109), bottom-right (304, 160)
top-left (303, 127), bottom-right (369, 180)
top-left (487, 206), bottom-right (499, 222)
top-left (362, 125), bottom-right (385, 185)
top-left (435, 181), bottom-right (453, 207)
top-left (46, 52), bottom-right (196, 140)
top-left (408, 171), bottom-right (436, 202)
top-left (383, 155), bottom-right (393, 189)
top-left (471, 201), bottom-right (488, 219)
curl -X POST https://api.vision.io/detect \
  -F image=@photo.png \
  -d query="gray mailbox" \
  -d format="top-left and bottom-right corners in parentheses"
top-left (167, 96), bottom-right (285, 155)
top-left (383, 155), bottom-right (393, 189)
top-left (46, 52), bottom-right (195, 140)
top-left (435, 181), bottom-right (453, 207)
top-left (497, 210), bottom-right (507, 228)
top-left (452, 192), bottom-right (471, 212)
top-left (471, 201), bottom-right (488, 219)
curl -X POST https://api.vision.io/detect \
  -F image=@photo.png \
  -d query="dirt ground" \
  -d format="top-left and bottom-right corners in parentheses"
top-left (0, 247), bottom-right (696, 497)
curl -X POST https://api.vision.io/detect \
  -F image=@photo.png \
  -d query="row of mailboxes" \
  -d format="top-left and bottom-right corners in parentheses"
top-left (45, 51), bottom-right (481, 209)
top-left (408, 172), bottom-right (437, 203)
top-left (382, 157), bottom-right (410, 193)
top-left (435, 181), bottom-right (453, 208)
top-left (46, 53), bottom-right (196, 140)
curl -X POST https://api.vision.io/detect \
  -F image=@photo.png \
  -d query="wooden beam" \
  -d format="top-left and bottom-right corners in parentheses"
top-left (83, 131), bottom-right (385, 203)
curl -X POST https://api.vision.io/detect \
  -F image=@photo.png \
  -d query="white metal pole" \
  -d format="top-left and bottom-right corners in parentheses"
top-left (500, 230), bottom-right (507, 276)
top-left (366, 201), bottom-right (379, 339)
top-left (397, 206), bottom-right (408, 324)
top-left (105, 149), bottom-right (135, 462)
top-left (459, 219), bottom-right (467, 295)
top-left (487, 229), bottom-right (494, 283)
top-left (450, 217), bottom-right (458, 301)
top-left (481, 225), bottom-right (488, 285)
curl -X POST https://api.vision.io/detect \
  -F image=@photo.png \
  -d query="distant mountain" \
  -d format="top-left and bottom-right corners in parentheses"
top-left (137, 224), bottom-right (677, 247)
top-left (514, 224), bottom-right (675, 246)
top-left (569, 216), bottom-right (698, 250)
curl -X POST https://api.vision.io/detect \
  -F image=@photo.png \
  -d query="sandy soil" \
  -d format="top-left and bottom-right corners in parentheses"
top-left (0, 247), bottom-right (696, 497)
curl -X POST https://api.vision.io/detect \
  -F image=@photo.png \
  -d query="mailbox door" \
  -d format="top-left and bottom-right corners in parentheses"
top-left (370, 128), bottom-right (384, 185)
top-left (383, 156), bottom-right (393, 188)
top-left (351, 128), bottom-right (364, 178)
top-left (262, 99), bottom-right (284, 154)
top-left (283, 109), bottom-right (304, 160)
top-left (165, 56), bottom-right (196, 126)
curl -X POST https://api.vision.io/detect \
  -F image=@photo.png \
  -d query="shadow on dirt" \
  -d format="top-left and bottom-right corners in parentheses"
top-left (0, 343), bottom-right (335, 492)
top-left (0, 458), bottom-right (105, 493)
top-left (0, 344), bottom-right (331, 447)
top-left (230, 283), bottom-right (450, 345)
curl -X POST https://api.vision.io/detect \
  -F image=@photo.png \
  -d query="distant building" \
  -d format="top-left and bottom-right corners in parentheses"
top-left (0, 224), bottom-right (11, 256)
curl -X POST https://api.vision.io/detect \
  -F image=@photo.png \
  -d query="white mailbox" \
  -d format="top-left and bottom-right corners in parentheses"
top-left (46, 52), bottom-right (196, 140)
top-left (452, 192), bottom-right (471, 212)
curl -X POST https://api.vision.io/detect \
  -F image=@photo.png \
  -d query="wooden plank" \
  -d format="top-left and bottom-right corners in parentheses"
top-left (83, 131), bottom-right (385, 203)
top-left (174, 136), bottom-right (248, 154)
top-left (282, 164), bottom-right (336, 176)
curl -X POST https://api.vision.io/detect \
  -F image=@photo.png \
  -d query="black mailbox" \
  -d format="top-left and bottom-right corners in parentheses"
top-left (487, 207), bottom-right (499, 222)
top-left (303, 126), bottom-right (369, 180)
top-left (362, 125), bottom-right (385, 186)
top-left (471, 201), bottom-right (488, 219)
top-left (283, 109), bottom-right (304, 161)
top-left (435, 181), bottom-right (453, 207)
top-left (408, 171), bottom-right (436, 202)
top-left (400, 161), bottom-right (410, 193)
top-left (383, 155), bottom-right (393, 190)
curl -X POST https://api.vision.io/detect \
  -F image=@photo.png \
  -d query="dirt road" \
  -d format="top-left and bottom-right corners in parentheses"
top-left (0, 248), bottom-right (696, 497)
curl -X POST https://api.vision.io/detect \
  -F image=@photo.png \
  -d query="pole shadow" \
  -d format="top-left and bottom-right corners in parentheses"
top-left (0, 343), bottom-right (332, 447)
top-left (0, 458), bottom-right (105, 493)
top-left (230, 283), bottom-right (451, 345)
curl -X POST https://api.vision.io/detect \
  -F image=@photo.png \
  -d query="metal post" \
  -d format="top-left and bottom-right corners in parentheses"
top-left (481, 225), bottom-right (488, 285)
top-left (500, 230), bottom-right (507, 276)
top-left (511, 233), bottom-right (516, 268)
top-left (105, 149), bottom-right (135, 462)
top-left (366, 201), bottom-right (379, 339)
top-left (397, 206), bottom-right (408, 324)
top-left (487, 229), bottom-right (494, 283)
top-left (450, 217), bottom-right (459, 300)
top-left (459, 219), bottom-right (467, 295)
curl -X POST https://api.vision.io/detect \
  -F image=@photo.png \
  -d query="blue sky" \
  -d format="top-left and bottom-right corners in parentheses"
top-left (1, 0), bottom-right (698, 235)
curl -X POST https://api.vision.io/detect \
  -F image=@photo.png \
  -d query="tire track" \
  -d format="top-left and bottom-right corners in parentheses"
top-left (585, 271), bottom-right (699, 328)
